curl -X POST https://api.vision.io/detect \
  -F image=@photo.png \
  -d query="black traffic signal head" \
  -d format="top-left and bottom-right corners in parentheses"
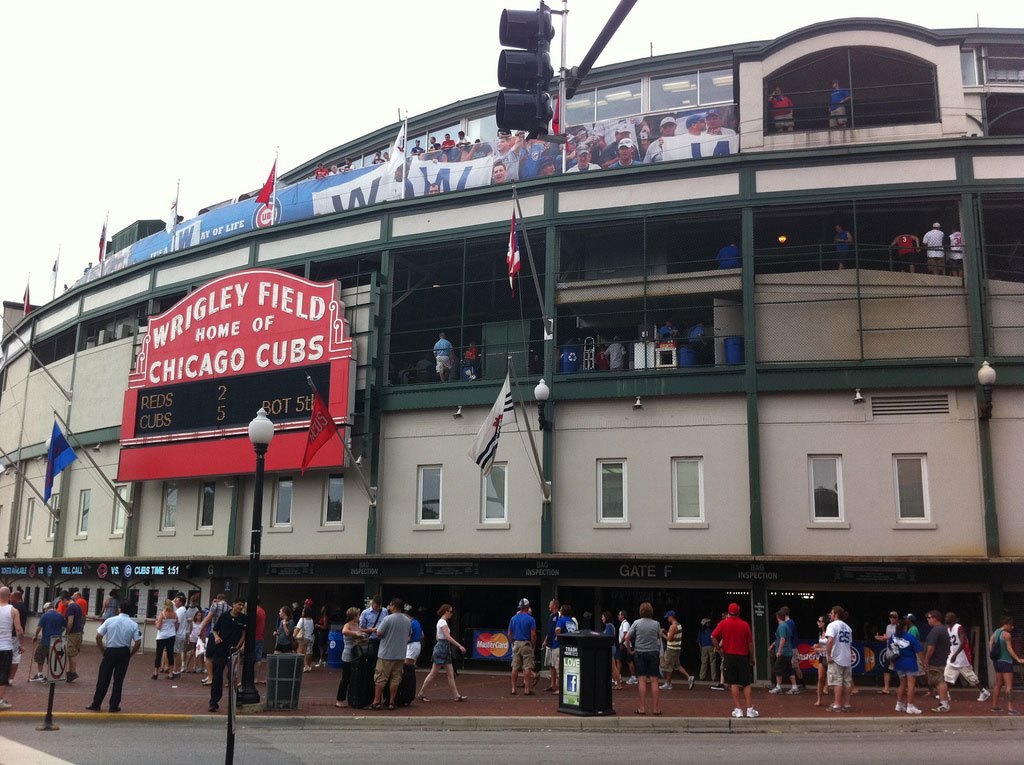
top-left (496, 4), bottom-right (556, 137)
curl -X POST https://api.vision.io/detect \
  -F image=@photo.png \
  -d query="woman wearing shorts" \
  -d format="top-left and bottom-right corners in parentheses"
top-left (988, 615), bottom-right (1024, 715)
top-left (888, 617), bottom-right (924, 715)
top-left (416, 604), bottom-right (467, 702)
top-left (625, 601), bottom-right (663, 715)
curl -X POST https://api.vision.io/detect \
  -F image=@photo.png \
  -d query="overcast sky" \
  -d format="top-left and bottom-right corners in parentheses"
top-left (2, 1), bottom-right (1018, 309)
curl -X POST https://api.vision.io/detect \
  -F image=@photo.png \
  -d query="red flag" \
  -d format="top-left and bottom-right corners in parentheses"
top-left (552, 95), bottom-right (560, 136)
top-left (301, 390), bottom-right (339, 474)
top-left (506, 205), bottom-right (520, 295)
top-left (256, 160), bottom-right (276, 206)
top-left (22, 283), bottom-right (31, 315)
top-left (98, 219), bottom-right (107, 262)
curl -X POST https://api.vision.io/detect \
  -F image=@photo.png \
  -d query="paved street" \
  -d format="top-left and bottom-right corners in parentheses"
top-left (2, 724), bottom-right (1023, 765)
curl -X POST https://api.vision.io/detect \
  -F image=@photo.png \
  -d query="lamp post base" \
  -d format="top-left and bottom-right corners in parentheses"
top-left (236, 701), bottom-right (266, 714)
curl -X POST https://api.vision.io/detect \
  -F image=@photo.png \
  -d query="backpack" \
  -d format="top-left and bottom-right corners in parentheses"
top-left (989, 630), bottom-right (1004, 662)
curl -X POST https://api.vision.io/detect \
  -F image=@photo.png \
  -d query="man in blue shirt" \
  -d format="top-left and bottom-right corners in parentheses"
top-left (87, 601), bottom-right (141, 712)
top-left (433, 332), bottom-right (454, 382)
top-left (542, 599), bottom-right (560, 692)
top-left (404, 604), bottom-right (423, 666)
top-left (829, 80), bottom-right (851, 127)
top-left (30, 602), bottom-right (65, 682)
top-left (508, 598), bottom-right (537, 695)
top-left (359, 597), bottom-right (387, 655)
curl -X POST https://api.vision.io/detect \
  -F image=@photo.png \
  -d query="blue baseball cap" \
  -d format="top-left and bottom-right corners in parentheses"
top-left (665, 610), bottom-right (677, 618)
top-left (685, 113), bottom-right (706, 128)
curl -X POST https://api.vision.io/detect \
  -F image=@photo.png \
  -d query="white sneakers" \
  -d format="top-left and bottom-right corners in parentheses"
top-left (978, 688), bottom-right (992, 702)
top-left (625, 677), bottom-right (639, 685)
top-left (0, 699), bottom-right (12, 710)
top-left (659, 682), bottom-right (673, 690)
top-left (731, 707), bottom-right (759, 718)
top-left (895, 702), bottom-right (907, 712)
top-left (906, 704), bottom-right (923, 715)
top-left (688, 677), bottom-right (696, 690)
top-left (768, 686), bottom-right (783, 694)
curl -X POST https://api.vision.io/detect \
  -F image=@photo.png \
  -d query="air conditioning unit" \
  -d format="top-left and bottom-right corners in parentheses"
top-left (116, 323), bottom-right (134, 340)
top-left (97, 330), bottom-right (111, 345)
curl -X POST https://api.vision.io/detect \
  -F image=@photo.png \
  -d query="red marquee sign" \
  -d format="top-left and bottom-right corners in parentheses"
top-left (117, 269), bottom-right (355, 481)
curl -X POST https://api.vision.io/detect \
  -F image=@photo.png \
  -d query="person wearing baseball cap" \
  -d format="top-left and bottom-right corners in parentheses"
top-left (659, 611), bottom-right (696, 691)
top-left (685, 113), bottom-right (708, 135)
top-left (508, 598), bottom-right (537, 695)
top-left (566, 146), bottom-right (600, 174)
top-left (643, 117), bottom-right (679, 164)
top-left (608, 138), bottom-right (638, 169)
top-left (711, 603), bottom-right (758, 718)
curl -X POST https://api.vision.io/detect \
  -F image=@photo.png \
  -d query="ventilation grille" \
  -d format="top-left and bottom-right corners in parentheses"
top-left (871, 394), bottom-right (949, 416)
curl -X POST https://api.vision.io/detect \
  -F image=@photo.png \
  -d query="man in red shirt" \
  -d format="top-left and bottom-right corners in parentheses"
top-left (711, 602), bottom-right (758, 718)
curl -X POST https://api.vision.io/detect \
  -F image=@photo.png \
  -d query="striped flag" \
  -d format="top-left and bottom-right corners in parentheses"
top-left (469, 373), bottom-right (515, 476)
top-left (506, 205), bottom-right (520, 296)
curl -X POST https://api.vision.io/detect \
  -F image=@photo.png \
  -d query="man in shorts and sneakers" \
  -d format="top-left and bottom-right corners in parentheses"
top-left (542, 600), bottom-right (561, 692)
top-left (770, 609), bottom-right (800, 695)
top-left (64, 590), bottom-right (85, 683)
top-left (0, 586), bottom-right (25, 710)
top-left (924, 610), bottom-right (951, 712)
top-left (711, 602), bottom-right (758, 718)
top-left (618, 610), bottom-right (637, 685)
top-left (944, 611), bottom-right (989, 703)
top-left (824, 606), bottom-right (854, 712)
top-left (508, 598), bottom-right (536, 695)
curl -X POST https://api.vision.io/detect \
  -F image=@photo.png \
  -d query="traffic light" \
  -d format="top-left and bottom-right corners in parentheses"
top-left (496, 4), bottom-right (555, 137)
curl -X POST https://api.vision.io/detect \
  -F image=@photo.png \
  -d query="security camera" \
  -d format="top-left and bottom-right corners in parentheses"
top-left (632, 397), bottom-right (643, 410)
top-left (452, 406), bottom-right (463, 419)
top-left (853, 388), bottom-right (865, 404)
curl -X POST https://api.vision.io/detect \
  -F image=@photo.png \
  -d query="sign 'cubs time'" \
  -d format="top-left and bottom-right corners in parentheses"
top-left (117, 269), bottom-right (355, 481)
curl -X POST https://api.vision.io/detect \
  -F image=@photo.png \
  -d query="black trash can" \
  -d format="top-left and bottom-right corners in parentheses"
top-left (558, 631), bottom-right (615, 716)
top-left (266, 652), bottom-right (304, 710)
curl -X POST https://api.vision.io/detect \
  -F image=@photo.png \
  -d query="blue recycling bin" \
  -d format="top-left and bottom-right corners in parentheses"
top-left (327, 630), bottom-right (344, 669)
top-left (678, 347), bottom-right (699, 367)
top-left (560, 345), bottom-right (581, 374)
top-left (724, 336), bottom-right (744, 365)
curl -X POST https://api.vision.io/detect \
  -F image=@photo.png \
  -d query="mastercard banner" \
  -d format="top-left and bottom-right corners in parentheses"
top-left (472, 629), bottom-right (512, 661)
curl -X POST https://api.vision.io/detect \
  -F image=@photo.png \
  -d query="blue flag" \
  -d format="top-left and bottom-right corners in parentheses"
top-left (44, 421), bottom-right (77, 503)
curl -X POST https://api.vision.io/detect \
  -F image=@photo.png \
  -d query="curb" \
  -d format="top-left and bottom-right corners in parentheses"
top-left (2, 712), bottom-right (1022, 733)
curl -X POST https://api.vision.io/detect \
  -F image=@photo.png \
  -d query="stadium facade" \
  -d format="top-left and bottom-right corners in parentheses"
top-left (2, 18), bottom-right (1022, 675)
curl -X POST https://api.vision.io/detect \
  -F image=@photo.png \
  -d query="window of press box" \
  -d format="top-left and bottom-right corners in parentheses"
top-left (309, 253), bottom-right (381, 291)
top-left (765, 46), bottom-right (938, 132)
top-left (650, 68), bottom-right (734, 112)
top-left (984, 44), bottom-right (1024, 83)
top-left (566, 79), bottom-right (642, 124)
top-left (31, 326), bottom-right (77, 369)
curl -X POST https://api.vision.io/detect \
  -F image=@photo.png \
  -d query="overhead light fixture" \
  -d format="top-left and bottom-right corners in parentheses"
top-left (354, 454), bottom-right (363, 466)
top-left (777, 234), bottom-right (788, 245)
top-left (853, 389), bottom-right (865, 405)
top-left (92, 443), bottom-right (102, 452)
top-left (633, 397), bottom-right (643, 410)
top-left (452, 406), bottom-right (463, 419)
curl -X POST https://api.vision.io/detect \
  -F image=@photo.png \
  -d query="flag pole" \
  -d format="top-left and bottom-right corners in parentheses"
top-left (0, 443), bottom-right (58, 520)
top-left (271, 147), bottom-right (279, 213)
top-left (52, 245), bottom-right (60, 300)
top-left (508, 357), bottom-right (551, 500)
top-left (51, 409), bottom-right (133, 518)
top-left (304, 374), bottom-right (377, 506)
top-left (512, 186), bottom-right (553, 340)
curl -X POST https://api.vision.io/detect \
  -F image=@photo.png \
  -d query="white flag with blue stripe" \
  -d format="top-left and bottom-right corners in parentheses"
top-left (469, 373), bottom-right (515, 476)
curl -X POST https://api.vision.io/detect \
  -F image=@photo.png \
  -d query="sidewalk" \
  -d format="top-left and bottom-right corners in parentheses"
top-left (2, 645), bottom-right (1021, 730)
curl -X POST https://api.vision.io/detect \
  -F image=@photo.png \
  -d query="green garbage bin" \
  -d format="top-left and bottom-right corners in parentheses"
top-left (266, 653), bottom-right (304, 710)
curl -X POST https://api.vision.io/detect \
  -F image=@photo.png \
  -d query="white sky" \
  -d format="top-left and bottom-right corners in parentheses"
top-left (2, 1), bottom-right (1018, 309)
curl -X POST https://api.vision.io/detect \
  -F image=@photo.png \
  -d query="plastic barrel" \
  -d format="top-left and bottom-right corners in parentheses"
top-left (461, 362), bottom-right (479, 381)
top-left (724, 336), bottom-right (744, 365)
top-left (560, 345), bottom-right (581, 374)
top-left (678, 347), bottom-right (699, 367)
top-left (327, 630), bottom-right (344, 669)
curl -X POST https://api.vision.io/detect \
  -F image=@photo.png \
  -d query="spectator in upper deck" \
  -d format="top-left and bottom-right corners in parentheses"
top-left (456, 131), bottom-right (471, 149)
top-left (371, 151), bottom-right (384, 165)
top-left (314, 163), bottom-right (330, 180)
top-left (429, 136), bottom-right (441, 150)
top-left (440, 134), bottom-right (456, 150)
top-left (340, 157), bottom-right (354, 172)
top-left (769, 86), bottom-right (795, 132)
top-left (410, 139), bottom-right (425, 156)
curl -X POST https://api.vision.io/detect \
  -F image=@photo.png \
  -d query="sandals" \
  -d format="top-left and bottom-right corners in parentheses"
top-left (510, 689), bottom-right (517, 695)
top-left (652, 710), bottom-right (663, 716)
top-left (417, 694), bottom-right (431, 702)
top-left (368, 703), bottom-right (382, 710)
top-left (152, 673), bottom-right (159, 680)
top-left (634, 708), bottom-right (646, 715)
top-left (453, 695), bottom-right (467, 702)
top-left (387, 704), bottom-right (397, 710)
top-left (334, 701), bottom-right (347, 708)
top-left (523, 690), bottom-right (535, 695)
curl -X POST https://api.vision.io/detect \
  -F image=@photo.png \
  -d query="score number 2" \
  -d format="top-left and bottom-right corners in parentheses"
top-left (217, 385), bottom-right (226, 421)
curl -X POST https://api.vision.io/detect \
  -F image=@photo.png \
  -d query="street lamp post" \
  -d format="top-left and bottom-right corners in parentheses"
top-left (534, 378), bottom-right (551, 431)
top-left (237, 408), bottom-right (275, 707)
top-left (977, 360), bottom-right (996, 419)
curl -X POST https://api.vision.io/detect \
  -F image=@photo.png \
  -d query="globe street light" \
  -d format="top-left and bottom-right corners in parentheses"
top-left (977, 360), bottom-right (997, 419)
top-left (237, 408), bottom-right (275, 706)
top-left (534, 378), bottom-right (551, 431)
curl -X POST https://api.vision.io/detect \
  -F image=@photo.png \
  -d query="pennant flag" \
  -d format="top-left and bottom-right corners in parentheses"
top-left (301, 387), bottom-right (339, 474)
top-left (98, 217), bottom-right (108, 263)
top-left (506, 205), bottom-right (521, 295)
top-left (256, 160), bottom-right (277, 206)
top-left (22, 283), bottom-right (31, 315)
top-left (44, 421), bottom-right (78, 503)
top-left (386, 120), bottom-right (407, 175)
top-left (168, 181), bottom-right (180, 234)
top-left (552, 95), bottom-right (561, 136)
top-left (469, 373), bottom-right (515, 476)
